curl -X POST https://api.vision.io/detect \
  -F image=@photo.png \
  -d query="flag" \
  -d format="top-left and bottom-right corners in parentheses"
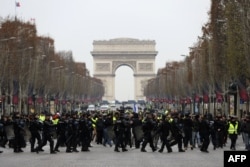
top-left (202, 87), bottom-right (209, 103)
top-left (16, 2), bottom-right (20, 7)
top-left (133, 103), bottom-right (138, 113)
top-left (215, 82), bottom-right (223, 103)
top-left (238, 81), bottom-right (249, 102)
top-left (203, 93), bottom-right (209, 103)
top-left (12, 80), bottom-right (19, 104)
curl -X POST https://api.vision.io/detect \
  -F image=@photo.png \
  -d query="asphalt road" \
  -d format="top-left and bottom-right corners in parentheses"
top-left (0, 136), bottom-right (246, 167)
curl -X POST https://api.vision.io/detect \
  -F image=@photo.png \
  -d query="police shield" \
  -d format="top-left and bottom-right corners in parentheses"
top-left (107, 126), bottom-right (115, 140)
top-left (133, 125), bottom-right (144, 141)
top-left (5, 124), bottom-right (14, 140)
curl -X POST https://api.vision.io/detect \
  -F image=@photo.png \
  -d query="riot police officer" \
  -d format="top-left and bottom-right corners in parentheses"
top-left (35, 113), bottom-right (56, 154)
top-left (157, 115), bottom-right (172, 153)
top-left (169, 113), bottom-right (185, 152)
top-left (29, 114), bottom-right (43, 152)
top-left (13, 112), bottom-right (26, 153)
top-left (79, 113), bottom-right (91, 152)
top-left (113, 112), bottom-right (127, 152)
top-left (54, 114), bottom-right (67, 152)
top-left (141, 112), bottom-right (157, 152)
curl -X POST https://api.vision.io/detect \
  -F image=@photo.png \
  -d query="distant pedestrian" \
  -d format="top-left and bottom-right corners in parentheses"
top-left (227, 116), bottom-right (239, 150)
top-left (199, 115), bottom-right (210, 153)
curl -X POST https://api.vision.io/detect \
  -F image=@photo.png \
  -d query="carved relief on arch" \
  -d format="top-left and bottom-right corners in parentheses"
top-left (95, 63), bottom-right (110, 71)
top-left (112, 61), bottom-right (137, 74)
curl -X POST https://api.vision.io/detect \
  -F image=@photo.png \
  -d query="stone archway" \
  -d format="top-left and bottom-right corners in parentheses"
top-left (91, 38), bottom-right (158, 101)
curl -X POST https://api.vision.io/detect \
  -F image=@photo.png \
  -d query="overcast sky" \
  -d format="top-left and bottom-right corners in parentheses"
top-left (0, 0), bottom-right (211, 101)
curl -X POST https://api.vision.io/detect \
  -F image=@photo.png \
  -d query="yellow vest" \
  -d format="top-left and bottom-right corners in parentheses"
top-left (39, 115), bottom-right (45, 122)
top-left (91, 117), bottom-right (98, 128)
top-left (52, 118), bottom-right (59, 125)
top-left (228, 122), bottom-right (238, 134)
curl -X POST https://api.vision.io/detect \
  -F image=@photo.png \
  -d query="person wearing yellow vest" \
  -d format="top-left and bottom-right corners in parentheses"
top-left (91, 114), bottom-right (98, 141)
top-left (227, 116), bottom-right (239, 150)
top-left (52, 114), bottom-right (59, 125)
top-left (39, 112), bottom-right (46, 122)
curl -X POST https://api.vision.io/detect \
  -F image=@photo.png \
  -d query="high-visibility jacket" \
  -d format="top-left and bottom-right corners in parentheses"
top-left (39, 115), bottom-right (45, 122)
top-left (168, 118), bottom-right (173, 123)
top-left (228, 121), bottom-right (238, 134)
top-left (91, 117), bottom-right (98, 128)
top-left (52, 118), bottom-right (59, 125)
top-left (112, 116), bottom-right (117, 122)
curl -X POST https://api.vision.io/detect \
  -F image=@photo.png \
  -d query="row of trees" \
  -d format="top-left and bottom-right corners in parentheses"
top-left (0, 17), bottom-right (104, 115)
top-left (144, 0), bottom-right (250, 117)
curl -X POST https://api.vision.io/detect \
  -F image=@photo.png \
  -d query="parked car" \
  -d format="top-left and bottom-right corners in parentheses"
top-left (87, 104), bottom-right (96, 111)
top-left (100, 104), bottom-right (110, 111)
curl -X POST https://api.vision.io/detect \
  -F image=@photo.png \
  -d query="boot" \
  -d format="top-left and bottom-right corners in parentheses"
top-left (179, 148), bottom-right (185, 152)
top-left (66, 149), bottom-right (72, 153)
top-left (122, 148), bottom-right (128, 152)
top-left (152, 147), bottom-right (157, 152)
top-left (167, 148), bottom-right (173, 153)
top-left (50, 151), bottom-right (57, 154)
top-left (114, 148), bottom-right (120, 152)
top-left (73, 149), bottom-right (79, 152)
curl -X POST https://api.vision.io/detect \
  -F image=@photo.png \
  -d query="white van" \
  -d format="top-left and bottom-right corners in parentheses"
top-left (100, 104), bottom-right (110, 111)
top-left (87, 104), bottom-right (95, 111)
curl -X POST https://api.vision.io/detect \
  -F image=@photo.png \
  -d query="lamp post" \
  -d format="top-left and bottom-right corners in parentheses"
top-left (46, 60), bottom-right (55, 114)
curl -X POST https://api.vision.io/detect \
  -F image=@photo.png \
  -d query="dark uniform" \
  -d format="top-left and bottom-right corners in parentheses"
top-left (54, 115), bottom-right (67, 152)
top-left (35, 114), bottom-right (56, 154)
top-left (124, 114), bottom-right (132, 148)
top-left (131, 113), bottom-right (143, 149)
top-left (199, 116), bottom-right (210, 153)
top-left (157, 116), bottom-right (172, 153)
top-left (13, 113), bottom-right (26, 153)
top-left (214, 116), bottom-right (226, 148)
top-left (169, 114), bottom-right (185, 152)
top-left (96, 115), bottom-right (104, 145)
top-left (141, 113), bottom-right (157, 152)
top-left (113, 113), bottom-right (127, 152)
top-left (79, 113), bottom-right (91, 151)
top-left (29, 114), bottom-right (43, 152)
top-left (183, 114), bottom-right (193, 150)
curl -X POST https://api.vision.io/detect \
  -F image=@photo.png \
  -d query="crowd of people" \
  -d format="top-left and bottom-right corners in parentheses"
top-left (0, 108), bottom-right (250, 155)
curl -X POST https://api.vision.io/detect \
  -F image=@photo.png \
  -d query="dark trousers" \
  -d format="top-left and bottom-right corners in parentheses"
top-left (96, 129), bottom-right (103, 144)
top-left (216, 131), bottom-right (224, 148)
top-left (171, 134), bottom-right (183, 150)
top-left (160, 136), bottom-right (172, 152)
top-left (229, 134), bottom-right (237, 150)
top-left (37, 133), bottom-right (54, 153)
top-left (183, 128), bottom-right (193, 148)
top-left (80, 132), bottom-right (90, 151)
top-left (200, 132), bottom-right (210, 151)
top-left (30, 131), bottom-right (42, 151)
top-left (13, 133), bottom-right (25, 152)
top-left (115, 132), bottom-right (125, 150)
top-left (141, 132), bottom-right (155, 150)
top-left (54, 133), bottom-right (66, 150)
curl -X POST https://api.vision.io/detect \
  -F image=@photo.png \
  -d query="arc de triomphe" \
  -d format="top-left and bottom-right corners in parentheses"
top-left (91, 38), bottom-right (158, 101)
